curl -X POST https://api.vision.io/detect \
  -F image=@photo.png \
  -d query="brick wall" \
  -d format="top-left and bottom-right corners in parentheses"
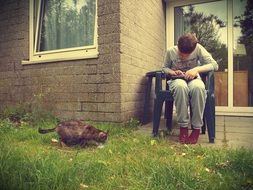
top-left (119, 0), bottom-right (166, 121)
top-left (0, 0), bottom-right (165, 123)
top-left (0, 0), bottom-right (29, 108)
top-left (0, 0), bottom-right (122, 122)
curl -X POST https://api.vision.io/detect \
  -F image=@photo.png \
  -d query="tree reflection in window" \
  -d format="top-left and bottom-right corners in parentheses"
top-left (37, 0), bottom-right (96, 52)
top-left (233, 0), bottom-right (253, 106)
top-left (175, 5), bottom-right (228, 72)
top-left (234, 0), bottom-right (253, 53)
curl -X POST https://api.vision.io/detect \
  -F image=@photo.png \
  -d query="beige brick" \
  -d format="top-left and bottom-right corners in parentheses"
top-left (98, 23), bottom-right (120, 35)
top-left (98, 13), bottom-right (120, 26)
top-left (98, 102), bottom-right (120, 112)
top-left (103, 73), bottom-right (121, 83)
top-left (87, 93), bottom-right (105, 102)
top-left (104, 112), bottom-right (122, 122)
top-left (97, 83), bottom-right (120, 93)
top-left (74, 111), bottom-right (105, 122)
top-left (98, 43), bottom-right (120, 55)
top-left (98, 0), bottom-right (119, 6)
top-left (51, 84), bottom-right (97, 93)
top-left (55, 102), bottom-right (82, 112)
top-left (226, 133), bottom-right (253, 144)
top-left (97, 63), bottom-right (120, 74)
top-left (121, 102), bottom-right (135, 112)
top-left (121, 93), bottom-right (144, 102)
top-left (98, 34), bottom-right (120, 45)
top-left (86, 74), bottom-right (104, 84)
top-left (104, 93), bottom-right (121, 102)
top-left (54, 111), bottom-right (75, 120)
top-left (98, 3), bottom-right (119, 16)
top-left (70, 93), bottom-right (89, 102)
top-left (98, 53), bottom-right (120, 64)
top-left (81, 102), bottom-right (98, 112)
top-left (224, 116), bottom-right (253, 127)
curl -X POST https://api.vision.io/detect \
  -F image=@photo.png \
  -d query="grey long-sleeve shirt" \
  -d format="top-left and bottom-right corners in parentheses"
top-left (162, 43), bottom-right (218, 74)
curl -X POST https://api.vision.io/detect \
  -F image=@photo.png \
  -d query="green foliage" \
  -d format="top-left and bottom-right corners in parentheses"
top-left (0, 104), bottom-right (26, 120)
top-left (0, 88), bottom-right (58, 126)
top-left (26, 88), bottom-right (58, 124)
top-left (123, 118), bottom-right (141, 129)
top-left (0, 119), bottom-right (253, 190)
top-left (0, 104), bottom-right (57, 126)
top-left (0, 119), bottom-right (17, 134)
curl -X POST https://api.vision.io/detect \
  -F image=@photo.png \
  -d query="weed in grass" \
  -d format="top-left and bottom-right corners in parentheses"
top-left (0, 87), bottom-right (59, 127)
top-left (123, 118), bottom-right (141, 129)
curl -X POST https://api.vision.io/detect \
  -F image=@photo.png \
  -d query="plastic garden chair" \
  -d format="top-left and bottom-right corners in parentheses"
top-left (144, 70), bottom-right (215, 143)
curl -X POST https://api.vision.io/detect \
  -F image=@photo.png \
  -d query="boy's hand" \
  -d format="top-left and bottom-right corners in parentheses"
top-left (185, 68), bottom-right (198, 80)
top-left (169, 70), bottom-right (185, 76)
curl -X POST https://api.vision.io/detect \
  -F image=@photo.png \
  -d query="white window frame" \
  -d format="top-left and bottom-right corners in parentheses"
top-left (167, 0), bottom-right (253, 116)
top-left (22, 0), bottom-right (98, 65)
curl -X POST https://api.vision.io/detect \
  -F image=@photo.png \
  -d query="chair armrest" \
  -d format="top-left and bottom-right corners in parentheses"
top-left (146, 70), bottom-right (163, 77)
top-left (150, 70), bottom-right (215, 95)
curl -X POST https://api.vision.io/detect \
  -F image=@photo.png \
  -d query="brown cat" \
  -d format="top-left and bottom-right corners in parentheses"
top-left (38, 120), bottom-right (108, 147)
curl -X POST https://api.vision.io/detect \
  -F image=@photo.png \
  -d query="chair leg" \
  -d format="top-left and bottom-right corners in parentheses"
top-left (201, 120), bottom-right (206, 134)
top-left (142, 77), bottom-right (153, 124)
top-left (153, 98), bottom-right (164, 136)
top-left (190, 106), bottom-right (193, 130)
top-left (165, 100), bottom-right (173, 131)
top-left (206, 118), bottom-right (215, 143)
top-left (205, 96), bottom-right (215, 143)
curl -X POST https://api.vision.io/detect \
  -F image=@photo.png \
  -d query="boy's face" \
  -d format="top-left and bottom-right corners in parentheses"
top-left (178, 51), bottom-right (191, 60)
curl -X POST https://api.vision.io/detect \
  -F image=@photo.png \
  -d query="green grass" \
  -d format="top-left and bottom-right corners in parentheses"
top-left (0, 119), bottom-right (253, 190)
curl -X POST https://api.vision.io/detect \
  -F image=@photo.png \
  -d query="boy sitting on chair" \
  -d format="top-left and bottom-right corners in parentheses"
top-left (162, 33), bottom-right (218, 144)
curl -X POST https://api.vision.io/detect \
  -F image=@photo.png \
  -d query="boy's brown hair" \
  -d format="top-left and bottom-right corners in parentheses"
top-left (178, 33), bottom-right (198, 54)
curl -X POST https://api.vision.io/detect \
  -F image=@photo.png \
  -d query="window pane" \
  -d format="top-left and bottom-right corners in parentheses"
top-left (174, 1), bottom-right (228, 106)
top-left (233, 0), bottom-right (253, 107)
top-left (37, 0), bottom-right (96, 52)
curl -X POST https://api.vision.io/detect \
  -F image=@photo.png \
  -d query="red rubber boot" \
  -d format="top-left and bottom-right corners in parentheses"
top-left (188, 129), bottom-right (200, 144)
top-left (179, 127), bottom-right (189, 144)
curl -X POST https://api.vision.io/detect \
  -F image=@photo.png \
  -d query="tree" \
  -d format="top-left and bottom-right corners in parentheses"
top-left (234, 0), bottom-right (253, 51)
top-left (80, 0), bottom-right (96, 46)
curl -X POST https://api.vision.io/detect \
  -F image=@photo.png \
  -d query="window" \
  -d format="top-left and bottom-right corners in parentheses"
top-left (23, 0), bottom-right (98, 64)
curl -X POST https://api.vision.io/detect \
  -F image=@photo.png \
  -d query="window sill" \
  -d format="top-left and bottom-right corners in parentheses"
top-left (22, 53), bottom-right (99, 65)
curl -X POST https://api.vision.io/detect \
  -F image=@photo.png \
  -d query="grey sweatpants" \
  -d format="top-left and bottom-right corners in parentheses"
top-left (168, 78), bottom-right (207, 129)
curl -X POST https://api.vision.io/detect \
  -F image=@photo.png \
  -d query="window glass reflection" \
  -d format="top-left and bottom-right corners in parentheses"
top-left (233, 0), bottom-right (253, 107)
top-left (174, 1), bottom-right (228, 106)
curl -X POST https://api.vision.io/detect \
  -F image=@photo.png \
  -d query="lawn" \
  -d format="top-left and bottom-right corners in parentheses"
top-left (0, 118), bottom-right (253, 190)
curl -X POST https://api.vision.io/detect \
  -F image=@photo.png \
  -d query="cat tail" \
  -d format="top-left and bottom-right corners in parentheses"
top-left (38, 127), bottom-right (56, 134)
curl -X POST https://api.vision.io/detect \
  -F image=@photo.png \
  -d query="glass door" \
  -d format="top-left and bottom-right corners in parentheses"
top-left (233, 0), bottom-right (253, 107)
top-left (174, 1), bottom-right (228, 106)
top-left (168, 0), bottom-right (253, 115)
